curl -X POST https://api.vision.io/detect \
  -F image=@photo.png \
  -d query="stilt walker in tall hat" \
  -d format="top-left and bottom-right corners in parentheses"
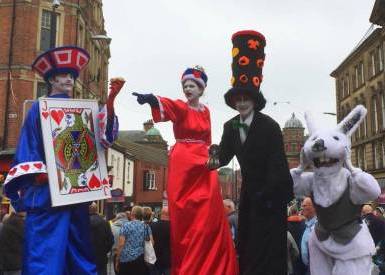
top-left (208, 30), bottom-right (294, 275)
top-left (3, 46), bottom-right (125, 275)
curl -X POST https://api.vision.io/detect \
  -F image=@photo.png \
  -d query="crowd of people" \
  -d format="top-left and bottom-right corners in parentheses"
top-left (285, 198), bottom-right (385, 275)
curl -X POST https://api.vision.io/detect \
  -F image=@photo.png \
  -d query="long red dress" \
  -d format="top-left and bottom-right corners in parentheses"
top-left (151, 96), bottom-right (238, 275)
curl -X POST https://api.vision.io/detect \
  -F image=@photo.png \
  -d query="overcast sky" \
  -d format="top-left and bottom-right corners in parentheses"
top-left (103, 0), bottom-right (377, 145)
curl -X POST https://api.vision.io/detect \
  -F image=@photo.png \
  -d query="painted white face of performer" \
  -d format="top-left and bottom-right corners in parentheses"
top-left (49, 73), bottom-right (75, 96)
top-left (183, 79), bottom-right (203, 106)
top-left (233, 94), bottom-right (254, 120)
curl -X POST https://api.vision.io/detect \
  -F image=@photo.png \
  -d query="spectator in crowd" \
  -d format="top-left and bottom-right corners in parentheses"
top-left (116, 206), bottom-right (150, 275)
top-left (142, 207), bottom-right (156, 275)
top-left (287, 203), bottom-right (306, 275)
top-left (0, 210), bottom-right (25, 275)
top-left (150, 207), bottom-right (171, 275)
top-left (374, 206), bottom-right (385, 219)
top-left (288, 231), bottom-right (299, 275)
top-left (223, 199), bottom-right (238, 246)
top-left (300, 197), bottom-right (317, 275)
top-left (89, 203), bottom-right (114, 275)
top-left (111, 212), bottom-right (128, 274)
top-left (362, 204), bottom-right (385, 246)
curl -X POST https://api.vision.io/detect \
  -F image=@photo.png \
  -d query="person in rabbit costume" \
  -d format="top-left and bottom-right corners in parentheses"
top-left (290, 105), bottom-right (381, 275)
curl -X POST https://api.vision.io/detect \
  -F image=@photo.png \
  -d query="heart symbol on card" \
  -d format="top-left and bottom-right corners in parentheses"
top-left (42, 111), bottom-right (49, 119)
top-left (34, 163), bottom-right (43, 169)
top-left (97, 113), bottom-right (106, 120)
top-left (51, 110), bottom-right (64, 125)
top-left (99, 122), bottom-right (105, 130)
top-left (8, 168), bottom-right (17, 176)
top-left (102, 178), bottom-right (109, 185)
top-left (88, 174), bottom-right (101, 189)
top-left (20, 164), bottom-right (30, 171)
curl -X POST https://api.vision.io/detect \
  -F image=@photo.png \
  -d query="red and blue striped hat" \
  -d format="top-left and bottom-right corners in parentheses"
top-left (32, 46), bottom-right (90, 81)
top-left (181, 65), bottom-right (208, 88)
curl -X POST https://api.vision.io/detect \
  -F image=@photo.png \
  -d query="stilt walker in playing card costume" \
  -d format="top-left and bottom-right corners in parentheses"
top-left (132, 66), bottom-right (238, 275)
top-left (3, 46), bottom-right (125, 275)
top-left (290, 106), bottom-right (381, 275)
top-left (208, 30), bottom-right (294, 275)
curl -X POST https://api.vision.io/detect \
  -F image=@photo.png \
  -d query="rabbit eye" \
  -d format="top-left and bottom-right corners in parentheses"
top-left (312, 136), bottom-right (318, 141)
top-left (333, 136), bottom-right (339, 141)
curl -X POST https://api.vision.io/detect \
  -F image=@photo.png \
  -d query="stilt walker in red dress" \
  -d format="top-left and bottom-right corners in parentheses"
top-left (133, 66), bottom-right (238, 275)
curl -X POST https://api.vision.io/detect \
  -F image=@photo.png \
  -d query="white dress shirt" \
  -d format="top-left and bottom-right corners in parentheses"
top-left (239, 110), bottom-right (254, 144)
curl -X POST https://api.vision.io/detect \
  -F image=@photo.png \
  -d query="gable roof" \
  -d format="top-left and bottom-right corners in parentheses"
top-left (114, 137), bottom-right (168, 166)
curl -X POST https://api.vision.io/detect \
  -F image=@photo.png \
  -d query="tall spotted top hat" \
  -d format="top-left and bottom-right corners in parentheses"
top-left (32, 46), bottom-right (90, 82)
top-left (224, 30), bottom-right (266, 110)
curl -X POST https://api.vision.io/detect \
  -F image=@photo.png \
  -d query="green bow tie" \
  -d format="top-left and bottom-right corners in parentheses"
top-left (232, 120), bottom-right (249, 133)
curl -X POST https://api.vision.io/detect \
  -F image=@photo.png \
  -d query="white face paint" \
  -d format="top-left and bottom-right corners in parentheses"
top-left (183, 79), bottom-right (203, 104)
top-left (49, 73), bottom-right (74, 95)
top-left (234, 95), bottom-right (254, 119)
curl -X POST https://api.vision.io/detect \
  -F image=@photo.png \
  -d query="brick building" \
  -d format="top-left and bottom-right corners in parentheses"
top-left (283, 113), bottom-right (305, 169)
top-left (331, 2), bottom-right (385, 201)
top-left (0, 0), bottom-right (110, 207)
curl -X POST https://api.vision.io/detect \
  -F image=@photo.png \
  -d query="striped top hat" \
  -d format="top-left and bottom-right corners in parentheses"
top-left (224, 30), bottom-right (266, 110)
top-left (32, 46), bottom-right (90, 82)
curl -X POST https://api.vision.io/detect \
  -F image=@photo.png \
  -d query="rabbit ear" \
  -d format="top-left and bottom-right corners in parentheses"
top-left (304, 111), bottom-right (318, 135)
top-left (337, 105), bottom-right (367, 136)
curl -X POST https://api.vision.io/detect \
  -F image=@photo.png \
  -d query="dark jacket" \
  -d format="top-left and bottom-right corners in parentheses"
top-left (150, 220), bottom-right (171, 269)
top-left (89, 213), bottom-right (114, 269)
top-left (0, 213), bottom-right (25, 271)
top-left (218, 112), bottom-right (294, 275)
top-left (364, 213), bottom-right (385, 246)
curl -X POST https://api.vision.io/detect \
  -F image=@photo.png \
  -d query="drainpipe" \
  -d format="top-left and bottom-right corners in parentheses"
top-left (2, 0), bottom-right (17, 150)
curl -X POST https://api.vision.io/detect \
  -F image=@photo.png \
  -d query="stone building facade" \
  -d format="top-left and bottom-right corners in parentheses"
top-left (331, 24), bottom-right (385, 195)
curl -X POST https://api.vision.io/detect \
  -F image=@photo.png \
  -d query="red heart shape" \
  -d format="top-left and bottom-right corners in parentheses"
top-left (34, 163), bottom-right (43, 169)
top-left (98, 113), bottom-right (106, 120)
top-left (42, 111), bottom-right (49, 119)
top-left (51, 110), bottom-right (64, 125)
top-left (20, 164), bottom-right (30, 171)
top-left (88, 174), bottom-right (101, 189)
top-left (8, 168), bottom-right (17, 176)
top-left (102, 178), bottom-right (108, 185)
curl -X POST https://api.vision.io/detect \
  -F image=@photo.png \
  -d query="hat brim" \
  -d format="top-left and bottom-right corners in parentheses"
top-left (224, 87), bottom-right (266, 111)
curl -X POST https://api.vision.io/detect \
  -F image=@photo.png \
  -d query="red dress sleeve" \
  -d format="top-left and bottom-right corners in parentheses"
top-left (151, 96), bottom-right (187, 123)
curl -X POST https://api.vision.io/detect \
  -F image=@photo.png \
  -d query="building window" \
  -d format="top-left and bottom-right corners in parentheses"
top-left (381, 141), bottom-right (385, 167)
top-left (370, 51), bottom-right (376, 77)
top-left (291, 143), bottom-right (297, 152)
top-left (37, 82), bottom-right (48, 98)
top-left (345, 73), bottom-right (350, 95)
top-left (373, 97), bottom-right (379, 134)
top-left (379, 44), bottom-right (384, 72)
top-left (40, 10), bottom-right (58, 51)
top-left (375, 141), bottom-right (383, 169)
top-left (143, 170), bottom-right (156, 191)
top-left (382, 94), bottom-right (385, 130)
top-left (354, 66), bottom-right (359, 89)
top-left (359, 61), bottom-right (364, 86)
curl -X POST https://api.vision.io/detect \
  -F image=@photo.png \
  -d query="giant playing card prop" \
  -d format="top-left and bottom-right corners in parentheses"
top-left (39, 98), bottom-right (110, 206)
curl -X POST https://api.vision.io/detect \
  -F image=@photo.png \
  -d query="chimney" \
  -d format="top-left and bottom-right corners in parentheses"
top-left (143, 119), bottom-right (154, 132)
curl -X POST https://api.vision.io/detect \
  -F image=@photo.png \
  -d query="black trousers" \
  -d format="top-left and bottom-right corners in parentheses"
top-left (118, 255), bottom-right (148, 275)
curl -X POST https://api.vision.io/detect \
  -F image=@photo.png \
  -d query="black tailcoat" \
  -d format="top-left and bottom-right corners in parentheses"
top-left (218, 111), bottom-right (293, 275)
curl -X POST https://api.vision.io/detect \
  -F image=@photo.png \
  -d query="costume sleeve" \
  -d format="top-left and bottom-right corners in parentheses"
top-left (3, 102), bottom-right (47, 202)
top-left (98, 105), bottom-right (119, 148)
top-left (151, 96), bottom-right (187, 123)
top-left (349, 170), bottom-right (381, 204)
top-left (218, 121), bottom-right (235, 167)
top-left (263, 122), bottom-right (294, 204)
